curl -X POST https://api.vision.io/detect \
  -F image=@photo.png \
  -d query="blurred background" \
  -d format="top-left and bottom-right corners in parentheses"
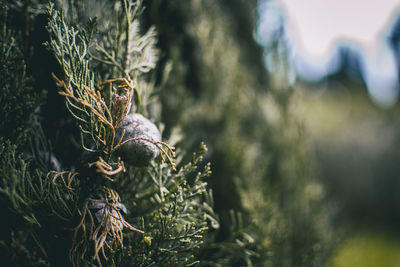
top-left (257, 0), bottom-right (400, 266)
top-left (142, 0), bottom-right (400, 265)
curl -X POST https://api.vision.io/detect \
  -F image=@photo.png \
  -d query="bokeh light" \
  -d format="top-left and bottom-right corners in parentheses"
top-left (257, 0), bottom-right (400, 107)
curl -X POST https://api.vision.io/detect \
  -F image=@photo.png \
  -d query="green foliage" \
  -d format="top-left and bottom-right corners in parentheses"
top-left (0, 3), bottom-right (40, 144)
top-left (198, 210), bottom-right (260, 267)
top-left (114, 142), bottom-right (216, 266)
top-left (46, 3), bottom-right (103, 152)
top-left (42, 1), bottom-right (215, 266)
top-left (145, 1), bottom-right (336, 266)
top-left (0, 0), bottom-right (338, 266)
top-left (0, 139), bottom-right (41, 234)
top-left (0, 138), bottom-right (80, 266)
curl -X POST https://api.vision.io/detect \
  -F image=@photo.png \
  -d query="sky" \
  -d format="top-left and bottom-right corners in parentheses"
top-left (257, 0), bottom-right (400, 107)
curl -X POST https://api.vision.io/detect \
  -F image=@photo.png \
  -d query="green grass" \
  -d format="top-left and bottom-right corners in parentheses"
top-left (295, 88), bottom-right (400, 267)
top-left (329, 231), bottom-right (400, 267)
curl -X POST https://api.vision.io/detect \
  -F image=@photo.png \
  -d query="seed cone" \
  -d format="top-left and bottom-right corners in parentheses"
top-left (116, 113), bottom-right (161, 166)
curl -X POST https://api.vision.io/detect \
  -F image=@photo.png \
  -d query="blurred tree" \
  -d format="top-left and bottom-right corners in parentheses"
top-left (145, 0), bottom-right (337, 266)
